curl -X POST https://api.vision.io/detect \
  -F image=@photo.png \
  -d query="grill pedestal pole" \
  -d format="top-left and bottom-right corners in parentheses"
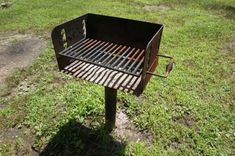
top-left (105, 87), bottom-right (117, 131)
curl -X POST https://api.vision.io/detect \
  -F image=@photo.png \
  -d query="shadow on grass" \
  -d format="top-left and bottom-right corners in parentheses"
top-left (39, 119), bottom-right (126, 156)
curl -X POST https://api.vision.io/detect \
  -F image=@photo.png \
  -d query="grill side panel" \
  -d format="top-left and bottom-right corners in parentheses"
top-left (138, 26), bottom-right (164, 95)
top-left (51, 14), bottom-right (88, 70)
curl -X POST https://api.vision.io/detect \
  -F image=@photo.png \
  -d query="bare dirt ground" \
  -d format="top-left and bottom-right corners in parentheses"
top-left (143, 4), bottom-right (171, 12)
top-left (0, 32), bottom-right (47, 86)
top-left (0, 32), bottom-right (47, 155)
top-left (113, 109), bottom-right (153, 145)
top-left (0, 126), bottom-right (38, 156)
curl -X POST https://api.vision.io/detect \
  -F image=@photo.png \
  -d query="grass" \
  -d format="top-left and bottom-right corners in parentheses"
top-left (0, 0), bottom-right (234, 155)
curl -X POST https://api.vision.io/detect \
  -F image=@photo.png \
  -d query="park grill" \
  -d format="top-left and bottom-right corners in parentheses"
top-left (52, 13), bottom-right (173, 130)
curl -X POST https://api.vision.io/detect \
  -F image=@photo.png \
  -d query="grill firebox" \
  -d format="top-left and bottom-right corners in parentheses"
top-left (52, 13), bottom-right (173, 130)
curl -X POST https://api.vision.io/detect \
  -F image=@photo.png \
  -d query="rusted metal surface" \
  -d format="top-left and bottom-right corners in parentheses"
top-left (105, 87), bottom-right (117, 131)
top-left (52, 13), bottom-right (165, 94)
top-left (59, 38), bottom-right (145, 76)
top-left (146, 54), bottom-right (174, 78)
top-left (51, 13), bottom-right (173, 130)
top-left (62, 60), bottom-right (141, 94)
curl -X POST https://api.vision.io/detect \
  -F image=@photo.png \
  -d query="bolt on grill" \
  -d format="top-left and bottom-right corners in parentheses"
top-left (52, 14), bottom-right (174, 130)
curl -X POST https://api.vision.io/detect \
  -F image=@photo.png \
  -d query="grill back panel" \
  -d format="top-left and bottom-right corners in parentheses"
top-left (86, 14), bottom-right (162, 49)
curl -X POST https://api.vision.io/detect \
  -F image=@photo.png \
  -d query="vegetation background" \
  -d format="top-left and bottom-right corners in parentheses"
top-left (0, 0), bottom-right (234, 155)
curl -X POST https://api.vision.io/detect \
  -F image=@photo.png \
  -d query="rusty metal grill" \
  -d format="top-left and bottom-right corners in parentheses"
top-left (59, 38), bottom-right (145, 76)
top-left (52, 13), bottom-right (173, 131)
top-left (51, 13), bottom-right (170, 94)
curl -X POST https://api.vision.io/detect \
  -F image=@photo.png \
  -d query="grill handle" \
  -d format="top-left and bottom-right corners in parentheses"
top-left (146, 54), bottom-right (174, 78)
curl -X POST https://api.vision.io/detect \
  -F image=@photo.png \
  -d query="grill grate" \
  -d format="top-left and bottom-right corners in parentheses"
top-left (59, 38), bottom-right (145, 76)
top-left (63, 60), bottom-right (141, 93)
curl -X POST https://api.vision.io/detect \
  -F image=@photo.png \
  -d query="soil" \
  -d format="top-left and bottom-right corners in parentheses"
top-left (0, 126), bottom-right (37, 156)
top-left (174, 114), bottom-right (196, 128)
top-left (169, 141), bottom-right (179, 149)
top-left (113, 110), bottom-right (153, 145)
top-left (207, 4), bottom-right (235, 20)
top-left (11, 77), bottom-right (37, 96)
top-left (143, 4), bottom-right (171, 12)
top-left (0, 33), bottom-right (47, 86)
top-left (222, 41), bottom-right (235, 54)
top-left (83, 109), bottom-right (153, 145)
top-left (0, 33), bottom-right (46, 155)
top-left (136, 94), bottom-right (147, 103)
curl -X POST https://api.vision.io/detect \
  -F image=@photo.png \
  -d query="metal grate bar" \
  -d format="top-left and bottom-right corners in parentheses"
top-left (126, 49), bottom-right (144, 72)
top-left (72, 40), bottom-right (102, 57)
top-left (76, 41), bottom-right (106, 58)
top-left (96, 45), bottom-right (123, 64)
top-left (103, 46), bottom-right (126, 65)
top-left (116, 49), bottom-right (139, 69)
top-left (85, 43), bottom-right (114, 61)
top-left (109, 47), bottom-right (133, 68)
top-left (67, 39), bottom-right (97, 56)
top-left (132, 57), bottom-right (144, 73)
top-left (82, 42), bottom-right (111, 59)
top-left (59, 38), bottom-right (145, 76)
top-left (92, 44), bottom-right (119, 63)
top-left (63, 38), bottom-right (92, 55)
top-left (123, 49), bottom-right (141, 69)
